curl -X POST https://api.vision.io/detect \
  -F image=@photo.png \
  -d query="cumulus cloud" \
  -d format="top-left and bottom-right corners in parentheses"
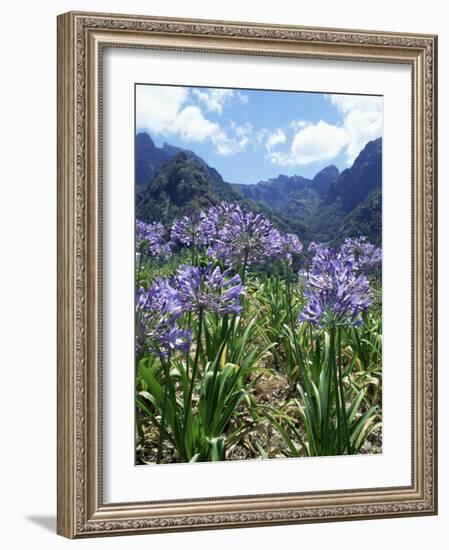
top-left (328, 94), bottom-right (383, 164)
top-left (136, 86), bottom-right (250, 155)
top-left (267, 121), bottom-right (350, 166)
top-left (171, 106), bottom-right (219, 142)
top-left (136, 86), bottom-right (382, 166)
top-left (289, 120), bottom-right (309, 131)
top-left (192, 89), bottom-right (234, 114)
top-left (136, 86), bottom-right (189, 135)
top-left (213, 122), bottom-right (253, 156)
top-left (265, 128), bottom-right (287, 152)
top-left (192, 88), bottom-right (248, 114)
top-left (266, 94), bottom-right (382, 167)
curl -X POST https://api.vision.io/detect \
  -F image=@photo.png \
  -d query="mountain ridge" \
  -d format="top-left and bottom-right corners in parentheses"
top-left (135, 132), bottom-right (382, 245)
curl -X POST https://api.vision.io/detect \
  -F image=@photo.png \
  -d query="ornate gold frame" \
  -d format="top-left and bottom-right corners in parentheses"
top-left (57, 11), bottom-right (438, 538)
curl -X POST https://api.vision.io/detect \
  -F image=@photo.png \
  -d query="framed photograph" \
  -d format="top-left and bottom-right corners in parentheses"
top-left (57, 11), bottom-right (438, 538)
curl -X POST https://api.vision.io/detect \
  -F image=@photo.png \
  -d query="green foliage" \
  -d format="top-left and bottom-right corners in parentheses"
top-left (136, 336), bottom-right (264, 463)
top-left (136, 248), bottom-right (382, 463)
top-left (337, 189), bottom-right (382, 246)
top-left (136, 150), bottom-right (308, 239)
top-left (134, 133), bottom-right (383, 463)
top-left (273, 323), bottom-right (382, 457)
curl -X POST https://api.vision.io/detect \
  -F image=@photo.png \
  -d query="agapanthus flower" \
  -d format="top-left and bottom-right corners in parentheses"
top-left (206, 205), bottom-right (279, 267)
top-left (197, 203), bottom-right (242, 254)
top-left (136, 280), bottom-right (190, 355)
top-left (136, 220), bottom-right (171, 259)
top-left (264, 228), bottom-right (283, 258)
top-left (136, 278), bottom-right (184, 317)
top-left (203, 202), bottom-right (241, 227)
top-left (197, 210), bottom-right (217, 243)
top-left (279, 233), bottom-right (303, 263)
top-left (176, 264), bottom-right (244, 315)
top-left (340, 236), bottom-right (382, 268)
top-left (171, 214), bottom-right (210, 247)
top-left (197, 203), bottom-right (239, 240)
top-left (159, 325), bottom-right (192, 355)
top-left (298, 245), bottom-right (373, 328)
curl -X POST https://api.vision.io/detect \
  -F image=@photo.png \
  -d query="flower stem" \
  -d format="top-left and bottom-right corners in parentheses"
top-left (241, 250), bottom-right (249, 288)
top-left (323, 327), bottom-right (335, 455)
top-left (191, 236), bottom-right (196, 266)
top-left (137, 242), bottom-right (145, 282)
top-left (234, 250), bottom-right (249, 329)
top-left (156, 352), bottom-right (171, 464)
top-left (183, 308), bottom-right (203, 435)
top-left (185, 310), bottom-right (193, 378)
top-left (331, 332), bottom-right (342, 454)
top-left (285, 260), bottom-right (295, 331)
top-left (337, 326), bottom-right (351, 453)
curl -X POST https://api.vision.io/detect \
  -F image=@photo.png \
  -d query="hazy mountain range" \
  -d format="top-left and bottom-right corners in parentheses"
top-left (135, 132), bottom-right (382, 244)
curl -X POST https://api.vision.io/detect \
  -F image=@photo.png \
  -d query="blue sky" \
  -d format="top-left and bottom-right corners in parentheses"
top-left (136, 84), bottom-right (382, 185)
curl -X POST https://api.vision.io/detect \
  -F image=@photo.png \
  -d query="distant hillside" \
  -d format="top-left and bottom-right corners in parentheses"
top-left (136, 133), bottom-right (210, 188)
top-left (337, 188), bottom-right (381, 244)
top-left (136, 149), bottom-right (308, 238)
top-left (305, 138), bottom-right (382, 244)
top-left (135, 132), bottom-right (382, 245)
top-left (136, 151), bottom-right (241, 223)
top-left (234, 165), bottom-right (339, 215)
top-left (234, 174), bottom-right (313, 211)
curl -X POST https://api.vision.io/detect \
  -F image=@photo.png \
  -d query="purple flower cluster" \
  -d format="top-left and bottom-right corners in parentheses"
top-left (137, 204), bottom-right (380, 337)
top-left (136, 220), bottom-right (171, 259)
top-left (278, 233), bottom-right (304, 263)
top-left (136, 263), bottom-right (244, 355)
top-left (203, 204), bottom-right (283, 267)
top-left (168, 203), bottom-right (305, 269)
top-left (176, 264), bottom-right (244, 315)
top-left (298, 243), bottom-right (373, 328)
top-left (171, 214), bottom-right (210, 246)
top-left (340, 236), bottom-right (382, 268)
top-left (136, 279), bottom-right (191, 356)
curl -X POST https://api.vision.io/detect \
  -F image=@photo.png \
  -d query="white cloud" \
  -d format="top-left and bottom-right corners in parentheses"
top-left (235, 122), bottom-right (252, 138)
top-left (328, 95), bottom-right (383, 164)
top-left (136, 86), bottom-right (188, 135)
top-left (192, 89), bottom-right (233, 114)
top-left (136, 86), bottom-right (251, 156)
top-left (266, 95), bottom-right (382, 167)
top-left (136, 86), bottom-right (382, 166)
top-left (212, 123), bottom-right (252, 156)
top-left (289, 120), bottom-right (309, 131)
top-left (137, 87), bottom-right (219, 143)
top-left (254, 128), bottom-right (270, 146)
top-left (237, 92), bottom-right (249, 104)
top-left (265, 128), bottom-right (287, 152)
top-left (267, 121), bottom-right (350, 166)
top-left (192, 88), bottom-right (249, 114)
top-left (171, 106), bottom-right (219, 142)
